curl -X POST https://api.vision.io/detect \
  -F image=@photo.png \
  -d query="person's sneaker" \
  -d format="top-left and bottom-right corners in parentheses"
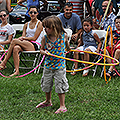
top-left (82, 69), bottom-right (89, 76)
top-left (71, 71), bottom-right (76, 75)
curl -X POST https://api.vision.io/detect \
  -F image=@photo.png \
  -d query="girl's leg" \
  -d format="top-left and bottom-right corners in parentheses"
top-left (55, 93), bottom-right (67, 114)
top-left (71, 50), bottom-right (84, 75)
top-left (36, 91), bottom-right (52, 108)
top-left (58, 93), bottom-right (66, 108)
top-left (84, 48), bottom-right (91, 67)
top-left (114, 49), bottom-right (120, 61)
top-left (73, 46), bottom-right (84, 69)
top-left (73, 51), bottom-right (79, 69)
top-left (106, 49), bottom-right (120, 77)
top-left (83, 48), bottom-right (91, 76)
top-left (45, 92), bottom-right (52, 104)
top-left (9, 45), bottom-right (22, 77)
top-left (0, 39), bottom-right (35, 70)
top-left (71, 51), bottom-right (79, 75)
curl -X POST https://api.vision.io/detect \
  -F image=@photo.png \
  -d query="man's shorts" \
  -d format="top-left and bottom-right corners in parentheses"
top-left (41, 68), bottom-right (69, 93)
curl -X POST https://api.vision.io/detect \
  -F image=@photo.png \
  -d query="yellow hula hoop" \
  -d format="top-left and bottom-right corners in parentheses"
top-left (104, 25), bottom-right (113, 83)
top-left (99, 0), bottom-right (112, 29)
top-left (47, 49), bottom-right (119, 73)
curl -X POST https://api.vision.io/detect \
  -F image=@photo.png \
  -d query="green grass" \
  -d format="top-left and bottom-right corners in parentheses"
top-left (0, 36), bottom-right (120, 119)
top-left (0, 61), bottom-right (120, 120)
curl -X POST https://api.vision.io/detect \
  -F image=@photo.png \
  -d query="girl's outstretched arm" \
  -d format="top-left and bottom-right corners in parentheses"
top-left (40, 36), bottom-right (48, 56)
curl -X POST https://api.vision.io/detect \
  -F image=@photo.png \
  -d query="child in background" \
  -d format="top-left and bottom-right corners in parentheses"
top-left (36, 15), bottom-right (70, 114)
top-left (0, 10), bottom-right (15, 49)
top-left (71, 17), bottom-right (102, 76)
top-left (106, 16), bottom-right (120, 77)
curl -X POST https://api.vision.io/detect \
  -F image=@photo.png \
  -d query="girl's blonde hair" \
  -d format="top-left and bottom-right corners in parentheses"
top-left (42, 15), bottom-right (65, 38)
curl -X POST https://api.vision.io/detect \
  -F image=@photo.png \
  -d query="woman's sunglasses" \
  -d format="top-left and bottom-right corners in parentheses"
top-left (29, 11), bottom-right (37, 14)
top-left (0, 14), bottom-right (7, 18)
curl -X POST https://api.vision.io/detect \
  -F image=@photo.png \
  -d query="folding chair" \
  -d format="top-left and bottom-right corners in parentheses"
top-left (64, 28), bottom-right (72, 42)
top-left (92, 30), bottom-right (107, 77)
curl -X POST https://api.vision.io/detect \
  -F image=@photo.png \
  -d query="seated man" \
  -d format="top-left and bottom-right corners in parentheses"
top-left (57, 2), bottom-right (82, 44)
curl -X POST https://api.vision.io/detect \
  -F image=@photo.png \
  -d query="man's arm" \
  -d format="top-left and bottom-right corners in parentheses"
top-left (71, 29), bottom-right (82, 42)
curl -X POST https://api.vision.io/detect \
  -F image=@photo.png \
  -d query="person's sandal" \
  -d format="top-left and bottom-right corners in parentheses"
top-left (106, 70), bottom-right (112, 77)
top-left (82, 69), bottom-right (89, 77)
top-left (71, 70), bottom-right (77, 75)
top-left (112, 70), bottom-right (117, 77)
top-left (71, 68), bottom-right (79, 76)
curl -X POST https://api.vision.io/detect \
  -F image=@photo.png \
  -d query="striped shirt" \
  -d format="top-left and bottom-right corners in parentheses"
top-left (69, 0), bottom-right (84, 18)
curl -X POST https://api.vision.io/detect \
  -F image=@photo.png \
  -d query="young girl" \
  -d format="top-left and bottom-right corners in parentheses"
top-left (0, 10), bottom-right (15, 49)
top-left (71, 17), bottom-right (102, 76)
top-left (106, 16), bottom-right (120, 77)
top-left (0, 6), bottom-right (43, 77)
top-left (36, 15), bottom-right (70, 114)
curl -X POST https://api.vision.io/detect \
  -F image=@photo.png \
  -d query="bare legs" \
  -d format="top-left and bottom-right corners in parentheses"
top-left (58, 93), bottom-right (66, 109)
top-left (36, 92), bottom-right (67, 113)
top-left (82, 48), bottom-right (91, 76)
top-left (9, 45), bottom-right (22, 77)
top-left (42, 92), bottom-right (52, 105)
top-left (73, 51), bottom-right (79, 69)
top-left (71, 50), bottom-right (84, 75)
top-left (73, 51), bottom-right (84, 69)
top-left (0, 39), bottom-right (35, 76)
top-left (106, 49), bottom-right (120, 77)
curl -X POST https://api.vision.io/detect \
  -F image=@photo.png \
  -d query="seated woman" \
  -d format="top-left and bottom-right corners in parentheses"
top-left (0, 9), bottom-right (15, 49)
top-left (0, 6), bottom-right (43, 77)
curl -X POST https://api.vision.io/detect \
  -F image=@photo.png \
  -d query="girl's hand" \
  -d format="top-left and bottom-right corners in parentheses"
top-left (45, 50), bottom-right (49, 56)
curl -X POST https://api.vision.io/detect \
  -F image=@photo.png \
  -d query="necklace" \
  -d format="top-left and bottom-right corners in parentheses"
top-left (29, 19), bottom-right (38, 29)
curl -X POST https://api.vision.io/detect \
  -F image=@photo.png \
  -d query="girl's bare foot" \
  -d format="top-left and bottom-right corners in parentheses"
top-left (9, 72), bottom-right (19, 77)
top-left (36, 101), bottom-right (52, 108)
top-left (55, 106), bottom-right (67, 114)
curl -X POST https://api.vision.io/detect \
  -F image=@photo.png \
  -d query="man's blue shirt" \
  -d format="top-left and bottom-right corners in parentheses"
top-left (57, 13), bottom-right (82, 34)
